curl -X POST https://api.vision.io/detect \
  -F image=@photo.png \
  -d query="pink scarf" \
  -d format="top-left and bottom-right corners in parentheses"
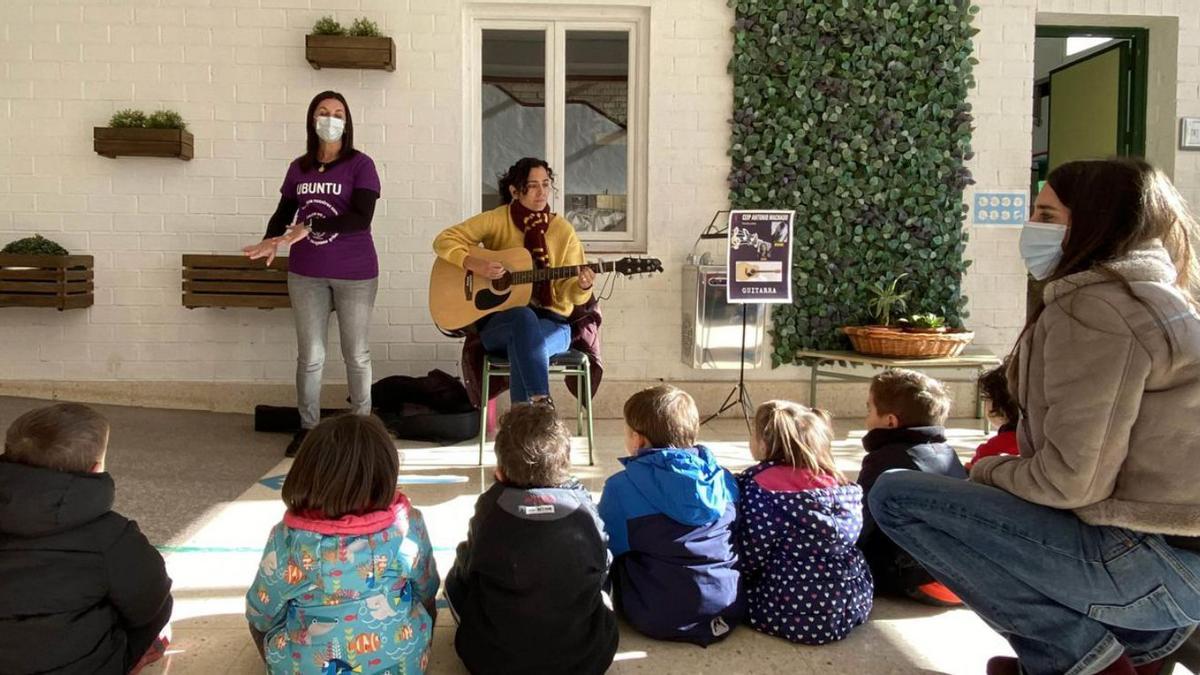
top-left (284, 492), bottom-right (411, 536)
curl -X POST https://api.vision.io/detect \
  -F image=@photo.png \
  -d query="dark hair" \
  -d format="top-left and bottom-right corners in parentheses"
top-left (494, 402), bottom-right (570, 488)
top-left (3, 403), bottom-right (109, 473)
top-left (870, 369), bottom-right (951, 428)
top-left (978, 360), bottom-right (1018, 425)
top-left (1022, 159), bottom-right (1200, 343)
top-left (497, 157), bottom-right (555, 205)
top-left (282, 414), bottom-right (398, 519)
top-left (298, 90), bottom-right (356, 172)
top-left (623, 384), bottom-right (699, 449)
top-left (753, 400), bottom-right (847, 484)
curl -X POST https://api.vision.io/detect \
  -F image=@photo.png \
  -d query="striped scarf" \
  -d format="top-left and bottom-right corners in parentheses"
top-left (510, 200), bottom-right (555, 307)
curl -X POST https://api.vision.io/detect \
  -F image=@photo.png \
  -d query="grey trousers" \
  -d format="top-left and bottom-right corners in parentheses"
top-left (287, 273), bottom-right (378, 429)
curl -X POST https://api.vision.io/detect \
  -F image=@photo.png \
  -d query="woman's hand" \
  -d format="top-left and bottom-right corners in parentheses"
top-left (242, 238), bottom-right (281, 266)
top-left (464, 254), bottom-right (506, 280)
top-left (279, 223), bottom-right (310, 246)
top-left (578, 264), bottom-right (596, 290)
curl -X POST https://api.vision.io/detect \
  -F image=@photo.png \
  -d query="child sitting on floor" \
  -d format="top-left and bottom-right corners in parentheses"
top-left (857, 369), bottom-right (967, 606)
top-left (0, 403), bottom-right (173, 675)
top-left (738, 400), bottom-right (874, 645)
top-left (965, 361), bottom-right (1020, 472)
top-left (599, 384), bottom-right (742, 646)
top-left (445, 402), bottom-right (618, 675)
top-left (245, 414), bottom-right (439, 675)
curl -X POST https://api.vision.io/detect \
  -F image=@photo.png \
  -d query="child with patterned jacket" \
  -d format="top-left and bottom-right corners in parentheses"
top-left (599, 385), bottom-right (742, 646)
top-left (738, 401), bottom-right (874, 645)
top-left (445, 402), bottom-right (618, 675)
top-left (245, 414), bottom-right (439, 675)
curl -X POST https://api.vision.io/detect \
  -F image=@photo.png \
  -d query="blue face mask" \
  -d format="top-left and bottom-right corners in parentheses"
top-left (1019, 221), bottom-right (1068, 280)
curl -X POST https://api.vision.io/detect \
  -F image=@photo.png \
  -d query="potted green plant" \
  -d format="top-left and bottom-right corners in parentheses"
top-left (305, 15), bottom-right (395, 71)
top-left (897, 313), bottom-right (949, 334)
top-left (842, 275), bottom-right (973, 358)
top-left (0, 235), bottom-right (94, 310)
top-left (94, 108), bottom-right (193, 160)
top-left (863, 274), bottom-right (910, 330)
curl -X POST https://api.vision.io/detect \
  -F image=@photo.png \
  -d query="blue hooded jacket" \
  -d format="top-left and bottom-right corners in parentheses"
top-left (598, 445), bottom-right (742, 645)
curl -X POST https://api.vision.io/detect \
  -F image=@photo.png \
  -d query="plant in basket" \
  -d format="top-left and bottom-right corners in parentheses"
top-left (897, 313), bottom-right (948, 334)
top-left (863, 274), bottom-right (909, 331)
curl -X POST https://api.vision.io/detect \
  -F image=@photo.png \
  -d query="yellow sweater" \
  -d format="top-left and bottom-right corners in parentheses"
top-left (433, 204), bottom-right (592, 318)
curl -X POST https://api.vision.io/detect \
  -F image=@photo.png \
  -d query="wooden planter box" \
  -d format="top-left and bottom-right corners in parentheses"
top-left (305, 35), bottom-right (395, 71)
top-left (94, 127), bottom-right (194, 160)
top-left (0, 254), bottom-right (94, 310)
top-left (183, 254), bottom-right (290, 309)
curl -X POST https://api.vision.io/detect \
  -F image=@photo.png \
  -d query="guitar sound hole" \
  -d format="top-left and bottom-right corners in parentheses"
top-left (474, 290), bottom-right (509, 311)
top-left (491, 272), bottom-right (512, 292)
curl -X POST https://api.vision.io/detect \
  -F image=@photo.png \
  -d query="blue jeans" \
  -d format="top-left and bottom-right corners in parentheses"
top-left (288, 273), bottom-right (378, 429)
top-left (870, 471), bottom-right (1200, 675)
top-left (478, 307), bottom-right (570, 403)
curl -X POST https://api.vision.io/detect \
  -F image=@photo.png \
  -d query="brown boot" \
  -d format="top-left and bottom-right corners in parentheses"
top-left (986, 654), bottom-right (1138, 675)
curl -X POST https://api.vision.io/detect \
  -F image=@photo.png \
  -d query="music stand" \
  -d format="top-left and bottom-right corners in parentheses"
top-left (701, 302), bottom-right (754, 431)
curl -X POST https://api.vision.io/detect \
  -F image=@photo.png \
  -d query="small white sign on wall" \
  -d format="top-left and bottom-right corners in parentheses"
top-left (972, 191), bottom-right (1028, 226)
top-left (1180, 117), bottom-right (1200, 150)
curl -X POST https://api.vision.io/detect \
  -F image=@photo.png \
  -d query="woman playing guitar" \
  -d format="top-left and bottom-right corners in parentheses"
top-left (433, 157), bottom-right (596, 404)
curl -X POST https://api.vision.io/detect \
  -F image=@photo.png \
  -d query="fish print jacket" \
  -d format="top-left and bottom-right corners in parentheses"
top-left (246, 494), bottom-right (440, 675)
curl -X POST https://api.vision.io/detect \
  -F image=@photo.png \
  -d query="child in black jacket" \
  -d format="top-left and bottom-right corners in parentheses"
top-left (445, 402), bottom-right (618, 675)
top-left (857, 369), bottom-right (967, 606)
top-left (0, 403), bottom-right (173, 675)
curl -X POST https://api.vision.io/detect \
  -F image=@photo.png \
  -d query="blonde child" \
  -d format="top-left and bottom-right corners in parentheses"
top-left (246, 414), bottom-right (439, 674)
top-left (738, 400), bottom-right (873, 644)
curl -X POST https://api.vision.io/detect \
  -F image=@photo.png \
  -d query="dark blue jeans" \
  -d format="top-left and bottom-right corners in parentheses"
top-left (871, 471), bottom-right (1200, 675)
top-left (478, 307), bottom-right (570, 403)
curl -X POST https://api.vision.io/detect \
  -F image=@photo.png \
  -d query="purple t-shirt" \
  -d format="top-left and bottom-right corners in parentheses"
top-left (280, 151), bottom-right (381, 280)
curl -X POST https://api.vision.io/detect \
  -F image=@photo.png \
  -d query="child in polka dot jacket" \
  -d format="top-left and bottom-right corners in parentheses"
top-left (737, 401), bottom-right (873, 645)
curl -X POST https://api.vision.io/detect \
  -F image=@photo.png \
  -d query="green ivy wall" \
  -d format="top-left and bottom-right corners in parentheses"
top-left (728, 0), bottom-right (979, 364)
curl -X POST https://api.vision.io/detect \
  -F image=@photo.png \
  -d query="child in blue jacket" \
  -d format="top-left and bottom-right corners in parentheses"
top-left (599, 385), bottom-right (742, 646)
top-left (738, 400), bottom-right (873, 645)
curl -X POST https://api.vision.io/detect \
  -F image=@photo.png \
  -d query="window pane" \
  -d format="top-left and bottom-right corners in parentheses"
top-left (564, 31), bottom-right (628, 233)
top-left (482, 29), bottom-right (545, 210)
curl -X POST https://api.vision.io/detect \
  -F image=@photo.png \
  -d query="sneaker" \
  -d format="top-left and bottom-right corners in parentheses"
top-left (905, 581), bottom-right (963, 607)
top-left (285, 429), bottom-right (309, 458)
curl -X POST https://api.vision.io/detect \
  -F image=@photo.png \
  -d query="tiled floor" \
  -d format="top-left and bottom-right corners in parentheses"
top-left (143, 413), bottom-right (1019, 674)
top-left (0, 396), bottom-right (1194, 674)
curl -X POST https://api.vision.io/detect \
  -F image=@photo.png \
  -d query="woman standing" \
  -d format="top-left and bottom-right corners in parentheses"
top-left (870, 158), bottom-right (1200, 675)
top-left (433, 157), bottom-right (594, 404)
top-left (244, 91), bottom-right (381, 456)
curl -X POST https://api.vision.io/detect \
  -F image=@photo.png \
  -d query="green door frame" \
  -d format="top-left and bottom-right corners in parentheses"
top-left (1035, 25), bottom-right (1149, 158)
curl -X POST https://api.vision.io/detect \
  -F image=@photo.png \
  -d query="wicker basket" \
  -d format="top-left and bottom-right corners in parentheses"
top-left (843, 325), bottom-right (974, 359)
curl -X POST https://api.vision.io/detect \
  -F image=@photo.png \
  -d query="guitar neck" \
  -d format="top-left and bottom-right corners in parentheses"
top-left (509, 261), bottom-right (612, 285)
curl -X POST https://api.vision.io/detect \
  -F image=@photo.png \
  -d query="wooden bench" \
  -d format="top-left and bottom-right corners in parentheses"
top-left (0, 254), bottom-right (94, 310)
top-left (795, 348), bottom-right (1003, 431)
top-left (182, 254), bottom-right (290, 309)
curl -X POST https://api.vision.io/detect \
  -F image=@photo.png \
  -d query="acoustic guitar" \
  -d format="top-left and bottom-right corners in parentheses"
top-left (429, 247), bottom-right (663, 331)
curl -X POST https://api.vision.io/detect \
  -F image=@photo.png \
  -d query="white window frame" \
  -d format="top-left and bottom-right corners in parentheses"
top-left (464, 4), bottom-right (650, 253)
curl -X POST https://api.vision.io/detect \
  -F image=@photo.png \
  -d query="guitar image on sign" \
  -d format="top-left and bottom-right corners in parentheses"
top-left (429, 247), bottom-right (663, 331)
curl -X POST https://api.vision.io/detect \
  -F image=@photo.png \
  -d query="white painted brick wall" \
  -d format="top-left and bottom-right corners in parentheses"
top-left (2, 0), bottom-right (1198, 411)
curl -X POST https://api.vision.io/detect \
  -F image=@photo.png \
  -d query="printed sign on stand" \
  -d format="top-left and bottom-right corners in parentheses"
top-left (726, 209), bottom-right (794, 304)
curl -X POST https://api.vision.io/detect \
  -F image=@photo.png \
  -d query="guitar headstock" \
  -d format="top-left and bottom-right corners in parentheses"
top-left (613, 257), bottom-right (663, 276)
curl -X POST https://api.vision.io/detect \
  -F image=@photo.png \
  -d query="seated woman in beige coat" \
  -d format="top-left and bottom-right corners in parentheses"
top-left (868, 158), bottom-right (1200, 675)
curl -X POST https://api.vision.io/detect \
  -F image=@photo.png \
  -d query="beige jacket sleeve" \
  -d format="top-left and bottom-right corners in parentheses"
top-left (972, 295), bottom-right (1153, 508)
top-left (432, 211), bottom-right (497, 269)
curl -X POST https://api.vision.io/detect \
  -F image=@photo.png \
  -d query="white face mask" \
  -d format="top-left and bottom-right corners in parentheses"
top-left (1019, 221), bottom-right (1068, 280)
top-left (314, 115), bottom-right (345, 143)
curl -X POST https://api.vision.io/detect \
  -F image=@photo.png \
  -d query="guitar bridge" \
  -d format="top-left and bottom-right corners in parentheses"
top-left (463, 272), bottom-right (473, 300)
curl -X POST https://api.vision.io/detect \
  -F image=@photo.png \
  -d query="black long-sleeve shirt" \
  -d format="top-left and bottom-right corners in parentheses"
top-left (262, 188), bottom-right (379, 239)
